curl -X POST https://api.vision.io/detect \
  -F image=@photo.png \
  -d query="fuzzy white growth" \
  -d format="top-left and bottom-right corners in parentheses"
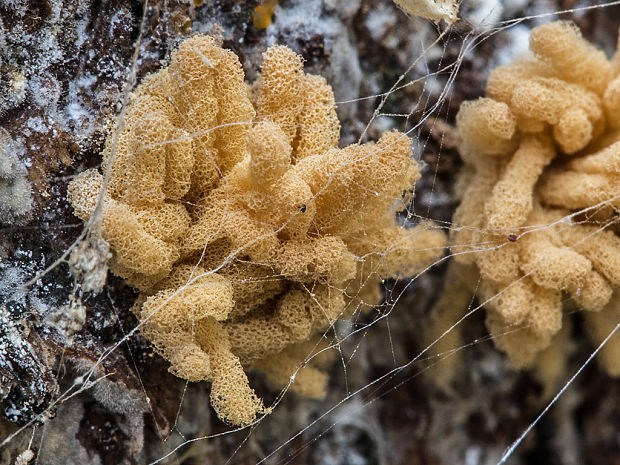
top-left (464, 0), bottom-right (504, 28)
top-left (0, 129), bottom-right (33, 225)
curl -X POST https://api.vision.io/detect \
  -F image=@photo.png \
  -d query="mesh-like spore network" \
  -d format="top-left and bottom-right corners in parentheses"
top-left (67, 34), bottom-right (445, 426)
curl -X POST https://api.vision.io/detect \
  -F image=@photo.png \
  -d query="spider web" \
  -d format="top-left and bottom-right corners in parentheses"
top-left (2, 1), bottom-right (620, 464)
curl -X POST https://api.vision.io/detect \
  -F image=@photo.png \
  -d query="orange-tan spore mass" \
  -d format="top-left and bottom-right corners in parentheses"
top-left (452, 21), bottom-right (620, 373)
top-left (68, 35), bottom-right (446, 426)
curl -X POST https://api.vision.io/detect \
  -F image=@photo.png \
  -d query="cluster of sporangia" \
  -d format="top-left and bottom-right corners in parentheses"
top-left (68, 35), bottom-right (445, 425)
top-left (453, 21), bottom-right (620, 375)
top-left (69, 20), bottom-right (620, 425)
